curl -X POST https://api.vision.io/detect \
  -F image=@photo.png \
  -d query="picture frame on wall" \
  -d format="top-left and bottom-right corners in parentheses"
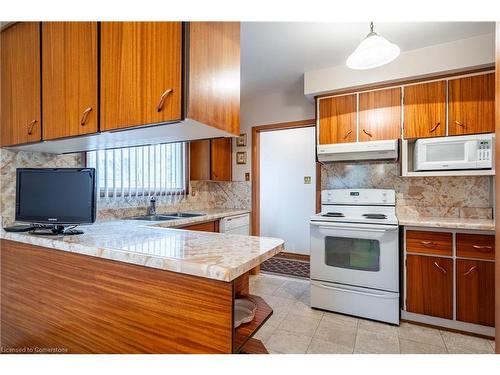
top-left (236, 133), bottom-right (247, 147)
top-left (236, 151), bottom-right (247, 164)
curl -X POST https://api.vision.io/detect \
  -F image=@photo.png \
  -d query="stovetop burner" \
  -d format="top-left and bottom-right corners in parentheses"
top-left (363, 213), bottom-right (387, 220)
top-left (322, 212), bottom-right (345, 218)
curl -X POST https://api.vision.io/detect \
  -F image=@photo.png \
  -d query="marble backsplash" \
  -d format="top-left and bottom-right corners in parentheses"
top-left (321, 161), bottom-right (493, 219)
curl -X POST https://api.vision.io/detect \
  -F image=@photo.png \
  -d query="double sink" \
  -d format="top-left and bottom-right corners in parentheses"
top-left (127, 212), bottom-right (205, 222)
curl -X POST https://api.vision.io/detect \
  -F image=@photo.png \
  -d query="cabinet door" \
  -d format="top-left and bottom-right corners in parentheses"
top-left (448, 73), bottom-right (495, 135)
top-left (42, 22), bottom-right (98, 140)
top-left (189, 140), bottom-right (211, 180)
top-left (456, 259), bottom-right (495, 326)
top-left (211, 138), bottom-right (232, 181)
top-left (318, 95), bottom-right (357, 144)
top-left (177, 220), bottom-right (219, 232)
top-left (359, 88), bottom-right (401, 141)
top-left (188, 22), bottom-right (240, 135)
top-left (404, 81), bottom-right (446, 139)
top-left (101, 22), bottom-right (182, 131)
top-left (1, 22), bottom-right (41, 146)
top-left (406, 255), bottom-right (453, 319)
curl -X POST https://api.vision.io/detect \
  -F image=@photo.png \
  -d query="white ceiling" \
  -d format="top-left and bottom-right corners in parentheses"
top-left (241, 22), bottom-right (495, 99)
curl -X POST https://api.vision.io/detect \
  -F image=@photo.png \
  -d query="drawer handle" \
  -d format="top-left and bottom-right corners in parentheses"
top-left (362, 129), bottom-right (373, 138)
top-left (80, 107), bottom-right (93, 126)
top-left (430, 122), bottom-right (440, 133)
top-left (420, 240), bottom-right (436, 247)
top-left (433, 262), bottom-right (447, 275)
top-left (157, 88), bottom-right (173, 112)
top-left (343, 130), bottom-right (352, 139)
top-left (27, 119), bottom-right (38, 135)
top-left (455, 120), bottom-right (466, 128)
top-left (463, 266), bottom-right (477, 277)
top-left (472, 245), bottom-right (493, 252)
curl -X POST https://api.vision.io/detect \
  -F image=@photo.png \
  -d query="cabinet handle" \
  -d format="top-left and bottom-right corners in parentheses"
top-left (455, 120), bottom-right (466, 128)
top-left (27, 119), bottom-right (38, 135)
top-left (343, 130), bottom-right (352, 140)
top-left (472, 245), bottom-right (493, 252)
top-left (463, 266), bottom-right (477, 277)
top-left (156, 89), bottom-right (173, 112)
top-left (433, 262), bottom-right (447, 275)
top-left (362, 129), bottom-right (373, 137)
top-left (80, 107), bottom-right (93, 126)
top-left (430, 122), bottom-right (440, 133)
top-left (420, 240), bottom-right (436, 247)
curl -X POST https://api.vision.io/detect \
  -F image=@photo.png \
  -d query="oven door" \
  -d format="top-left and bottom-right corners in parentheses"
top-left (310, 221), bottom-right (399, 292)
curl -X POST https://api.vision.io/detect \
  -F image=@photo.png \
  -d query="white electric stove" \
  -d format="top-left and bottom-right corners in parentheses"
top-left (309, 189), bottom-right (400, 325)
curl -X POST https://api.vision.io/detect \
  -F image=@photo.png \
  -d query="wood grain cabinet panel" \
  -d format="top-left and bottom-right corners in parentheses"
top-left (359, 87), bottom-right (401, 141)
top-left (456, 259), bottom-right (495, 327)
top-left (42, 22), bottom-right (98, 140)
top-left (1, 22), bottom-right (41, 146)
top-left (189, 140), bottom-right (211, 180)
top-left (188, 22), bottom-right (240, 135)
top-left (318, 95), bottom-right (357, 144)
top-left (456, 233), bottom-right (495, 260)
top-left (448, 73), bottom-right (495, 135)
top-left (100, 22), bottom-right (182, 131)
top-left (404, 81), bottom-right (446, 139)
top-left (406, 230), bottom-right (452, 256)
top-left (189, 138), bottom-right (232, 181)
top-left (406, 254), bottom-right (453, 319)
top-left (177, 220), bottom-right (219, 232)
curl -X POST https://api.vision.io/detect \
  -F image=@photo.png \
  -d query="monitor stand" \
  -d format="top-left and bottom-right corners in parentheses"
top-left (30, 224), bottom-right (84, 236)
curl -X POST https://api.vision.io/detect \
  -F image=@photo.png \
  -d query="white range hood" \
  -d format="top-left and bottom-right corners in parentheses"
top-left (317, 139), bottom-right (399, 162)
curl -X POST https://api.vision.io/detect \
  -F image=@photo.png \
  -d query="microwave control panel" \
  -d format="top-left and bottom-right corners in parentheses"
top-left (478, 140), bottom-right (492, 162)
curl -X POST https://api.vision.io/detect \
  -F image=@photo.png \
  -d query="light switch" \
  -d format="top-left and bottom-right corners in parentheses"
top-left (245, 172), bottom-right (250, 181)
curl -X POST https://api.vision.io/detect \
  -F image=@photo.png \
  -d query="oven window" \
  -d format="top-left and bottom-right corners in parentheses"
top-left (324, 236), bottom-right (380, 272)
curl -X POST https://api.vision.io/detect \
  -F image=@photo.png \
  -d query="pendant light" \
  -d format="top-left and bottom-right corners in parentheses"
top-left (346, 22), bottom-right (400, 70)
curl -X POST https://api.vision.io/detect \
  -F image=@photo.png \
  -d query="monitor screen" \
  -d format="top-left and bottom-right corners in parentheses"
top-left (16, 168), bottom-right (97, 225)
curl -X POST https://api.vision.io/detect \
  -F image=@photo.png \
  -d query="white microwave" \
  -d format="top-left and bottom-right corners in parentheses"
top-left (414, 133), bottom-right (494, 171)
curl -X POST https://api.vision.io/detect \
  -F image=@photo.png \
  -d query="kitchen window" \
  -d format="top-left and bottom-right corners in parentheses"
top-left (86, 143), bottom-right (187, 198)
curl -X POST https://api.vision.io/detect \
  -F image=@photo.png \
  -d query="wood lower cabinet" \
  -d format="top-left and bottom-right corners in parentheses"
top-left (456, 259), bottom-right (495, 327)
top-left (406, 254), bottom-right (453, 319)
top-left (100, 22), bottom-right (182, 131)
top-left (190, 138), bottom-right (232, 181)
top-left (404, 80), bottom-right (446, 139)
top-left (456, 233), bottom-right (495, 261)
top-left (176, 220), bottom-right (219, 233)
top-left (406, 230), bottom-right (452, 256)
top-left (358, 87), bottom-right (401, 141)
top-left (318, 94), bottom-right (357, 144)
top-left (1, 22), bottom-right (41, 146)
top-left (42, 22), bottom-right (98, 140)
top-left (448, 73), bottom-right (495, 135)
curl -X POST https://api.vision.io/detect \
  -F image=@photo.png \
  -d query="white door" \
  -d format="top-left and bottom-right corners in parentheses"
top-left (259, 126), bottom-right (316, 255)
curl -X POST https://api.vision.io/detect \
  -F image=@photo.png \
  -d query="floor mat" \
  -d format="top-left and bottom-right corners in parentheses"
top-left (260, 255), bottom-right (310, 279)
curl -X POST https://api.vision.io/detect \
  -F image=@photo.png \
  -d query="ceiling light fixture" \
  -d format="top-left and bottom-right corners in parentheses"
top-left (346, 22), bottom-right (400, 70)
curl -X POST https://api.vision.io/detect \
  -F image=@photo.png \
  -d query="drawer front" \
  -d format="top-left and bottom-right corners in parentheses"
top-left (456, 233), bottom-right (495, 260)
top-left (406, 230), bottom-right (452, 256)
top-left (178, 220), bottom-right (219, 233)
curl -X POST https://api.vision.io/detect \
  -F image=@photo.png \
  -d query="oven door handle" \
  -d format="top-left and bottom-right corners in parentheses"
top-left (310, 221), bottom-right (398, 232)
top-left (312, 281), bottom-right (396, 299)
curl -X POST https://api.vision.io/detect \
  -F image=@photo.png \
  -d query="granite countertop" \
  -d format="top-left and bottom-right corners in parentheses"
top-left (397, 214), bottom-right (495, 231)
top-left (0, 209), bottom-right (284, 282)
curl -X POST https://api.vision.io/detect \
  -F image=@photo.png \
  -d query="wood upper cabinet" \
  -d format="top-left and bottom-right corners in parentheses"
top-left (404, 80), bottom-right (446, 139)
top-left (318, 95), bottom-right (357, 144)
top-left (358, 87), bottom-right (401, 141)
top-left (1, 23), bottom-right (41, 146)
top-left (100, 22), bottom-right (182, 131)
top-left (406, 254), bottom-right (453, 319)
top-left (189, 138), bottom-right (232, 181)
top-left (448, 73), bottom-right (495, 135)
top-left (456, 259), bottom-right (495, 326)
top-left (188, 22), bottom-right (240, 135)
top-left (42, 22), bottom-right (98, 140)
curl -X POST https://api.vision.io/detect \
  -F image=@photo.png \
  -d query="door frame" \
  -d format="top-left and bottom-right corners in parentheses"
top-left (251, 118), bottom-right (319, 236)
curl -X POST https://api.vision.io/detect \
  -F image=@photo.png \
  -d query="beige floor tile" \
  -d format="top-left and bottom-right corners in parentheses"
top-left (399, 338), bottom-right (447, 354)
top-left (357, 319), bottom-right (398, 338)
top-left (397, 322), bottom-right (445, 347)
top-left (307, 338), bottom-right (354, 354)
top-left (266, 296), bottom-right (296, 316)
top-left (290, 299), bottom-right (324, 319)
top-left (446, 345), bottom-right (494, 354)
top-left (273, 281), bottom-right (308, 300)
top-left (489, 340), bottom-right (496, 352)
top-left (265, 310), bottom-right (289, 327)
top-left (313, 320), bottom-right (357, 348)
top-left (266, 329), bottom-right (312, 354)
top-left (321, 312), bottom-right (359, 328)
top-left (278, 313), bottom-right (321, 337)
top-left (354, 329), bottom-right (400, 354)
top-left (253, 323), bottom-right (277, 344)
top-left (441, 331), bottom-right (494, 353)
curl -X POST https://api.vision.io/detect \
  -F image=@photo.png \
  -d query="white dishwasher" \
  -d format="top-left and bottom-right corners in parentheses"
top-left (219, 214), bottom-right (250, 235)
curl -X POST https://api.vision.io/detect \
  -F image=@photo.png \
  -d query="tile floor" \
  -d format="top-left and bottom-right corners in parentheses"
top-left (250, 273), bottom-right (496, 354)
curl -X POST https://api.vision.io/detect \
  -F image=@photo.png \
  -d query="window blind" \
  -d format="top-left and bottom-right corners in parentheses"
top-left (86, 143), bottom-right (186, 198)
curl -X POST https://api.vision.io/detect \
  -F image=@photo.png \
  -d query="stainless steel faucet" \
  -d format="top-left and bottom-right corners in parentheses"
top-left (147, 197), bottom-right (157, 215)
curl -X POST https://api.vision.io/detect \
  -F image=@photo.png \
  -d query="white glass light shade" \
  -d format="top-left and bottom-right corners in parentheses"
top-left (346, 33), bottom-right (400, 70)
